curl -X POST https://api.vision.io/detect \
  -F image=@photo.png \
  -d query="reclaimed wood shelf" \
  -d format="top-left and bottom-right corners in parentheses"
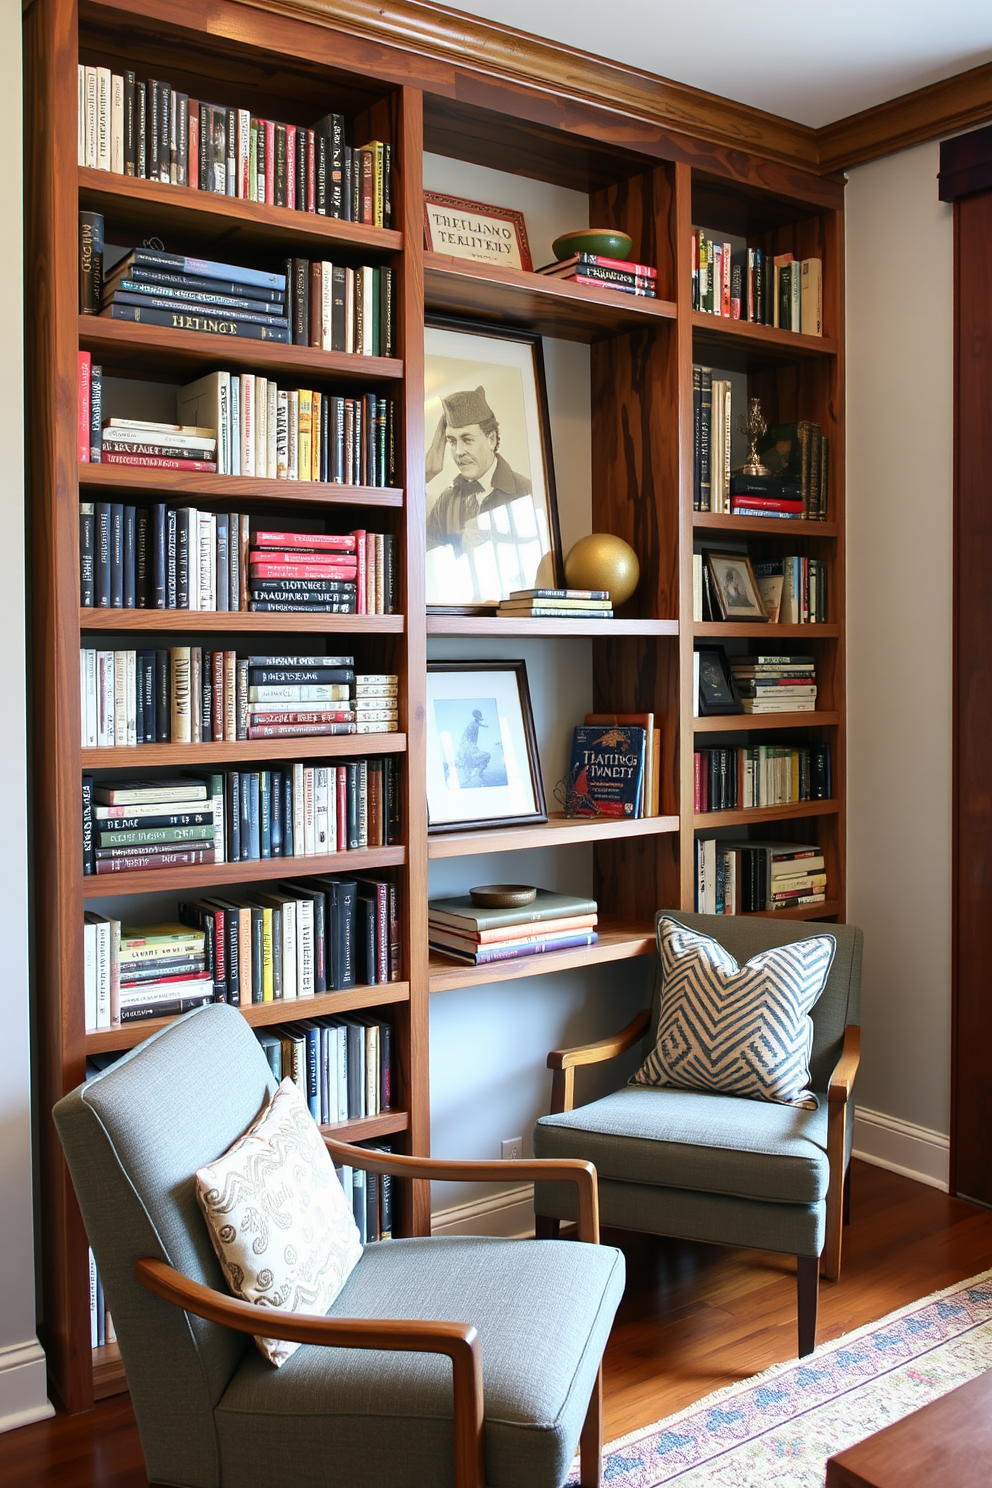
top-left (426, 615), bottom-right (678, 637)
top-left (78, 464), bottom-right (404, 508)
top-left (693, 799), bottom-right (839, 829)
top-left (84, 981), bottom-right (411, 1054)
top-left (79, 608), bottom-right (404, 633)
top-left (692, 511), bottom-right (838, 538)
top-left (78, 316), bottom-right (404, 382)
top-left (81, 733), bottom-right (407, 768)
top-left (693, 711), bottom-right (840, 732)
top-left (82, 844), bottom-right (407, 899)
top-left (693, 621), bottom-right (839, 638)
top-left (78, 166), bottom-right (404, 258)
top-left (691, 311), bottom-right (838, 359)
top-left (320, 1109), bottom-right (410, 1142)
top-left (424, 252), bottom-right (677, 342)
top-left (428, 918), bottom-right (656, 993)
top-left (428, 812), bottom-right (680, 859)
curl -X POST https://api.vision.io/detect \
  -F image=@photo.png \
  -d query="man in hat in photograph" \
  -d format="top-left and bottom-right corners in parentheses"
top-left (425, 385), bottom-right (532, 555)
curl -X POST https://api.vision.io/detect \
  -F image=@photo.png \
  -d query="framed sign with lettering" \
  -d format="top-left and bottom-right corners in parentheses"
top-left (423, 192), bottom-right (533, 272)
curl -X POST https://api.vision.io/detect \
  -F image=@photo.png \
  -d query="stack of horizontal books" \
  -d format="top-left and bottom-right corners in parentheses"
top-left (82, 918), bottom-right (212, 1029)
top-left (98, 418), bottom-right (218, 472)
top-left (247, 656), bottom-right (355, 738)
top-left (100, 245), bottom-right (290, 342)
top-left (496, 588), bottom-right (614, 620)
top-left (536, 253), bottom-right (657, 298)
top-left (428, 890), bottom-right (599, 967)
top-left (248, 531), bottom-right (359, 613)
top-left (730, 655), bottom-right (817, 714)
top-left (84, 776), bottom-right (221, 876)
top-left (354, 674), bottom-right (398, 733)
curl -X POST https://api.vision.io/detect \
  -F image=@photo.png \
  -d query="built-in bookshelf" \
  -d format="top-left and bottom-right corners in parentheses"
top-left (26, 0), bottom-right (844, 1412)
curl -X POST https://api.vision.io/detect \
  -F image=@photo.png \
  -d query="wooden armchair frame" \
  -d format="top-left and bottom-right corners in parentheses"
top-left (545, 1013), bottom-right (861, 1282)
top-left (136, 1144), bottom-right (606, 1488)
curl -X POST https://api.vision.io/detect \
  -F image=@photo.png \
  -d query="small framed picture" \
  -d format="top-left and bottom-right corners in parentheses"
top-left (426, 660), bottom-right (546, 833)
top-left (695, 646), bottom-right (744, 717)
top-left (423, 192), bottom-right (533, 272)
top-left (705, 552), bottom-right (768, 622)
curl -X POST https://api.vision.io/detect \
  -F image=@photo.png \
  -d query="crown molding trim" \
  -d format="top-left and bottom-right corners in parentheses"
top-left (817, 60), bottom-right (992, 174)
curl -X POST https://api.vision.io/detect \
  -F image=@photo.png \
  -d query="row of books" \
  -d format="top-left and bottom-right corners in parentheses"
top-left (691, 233), bottom-right (822, 334)
top-left (429, 890), bottom-right (598, 967)
top-left (81, 757), bottom-right (401, 875)
top-left (732, 655), bottom-right (817, 714)
top-left (256, 1018), bottom-right (392, 1126)
top-left (78, 67), bottom-right (390, 224)
top-left (535, 251), bottom-right (658, 299)
top-left (332, 1146), bottom-right (392, 1246)
top-left (80, 652), bottom-right (397, 747)
top-left (692, 551), bottom-right (828, 625)
top-left (695, 839), bottom-right (828, 914)
top-left (694, 743), bottom-right (832, 813)
top-left (80, 511), bottom-right (396, 614)
top-left (561, 716), bottom-right (662, 819)
top-left (692, 368), bottom-right (830, 520)
top-left (495, 587), bottom-right (614, 620)
top-left (83, 871), bottom-right (400, 1028)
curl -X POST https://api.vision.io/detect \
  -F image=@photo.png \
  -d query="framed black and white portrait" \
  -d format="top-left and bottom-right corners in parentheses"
top-left (426, 660), bottom-right (546, 832)
top-left (424, 319), bottom-right (563, 609)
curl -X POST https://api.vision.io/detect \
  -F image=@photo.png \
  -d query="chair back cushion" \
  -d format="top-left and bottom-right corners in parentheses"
top-left (648, 913), bottom-right (862, 1093)
top-left (53, 1003), bottom-right (277, 1488)
top-left (633, 916), bottom-right (835, 1106)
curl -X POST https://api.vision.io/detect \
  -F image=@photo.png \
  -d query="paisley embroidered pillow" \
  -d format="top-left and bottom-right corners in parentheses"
top-left (195, 1077), bottom-right (362, 1365)
top-left (632, 917), bottom-right (836, 1108)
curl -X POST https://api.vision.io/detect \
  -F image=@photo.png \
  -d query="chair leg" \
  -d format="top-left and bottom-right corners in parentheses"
top-left (535, 1215), bottom-right (561, 1240)
top-left (843, 1163), bottom-right (852, 1226)
top-left (797, 1255), bottom-right (819, 1358)
top-left (579, 1366), bottom-right (603, 1488)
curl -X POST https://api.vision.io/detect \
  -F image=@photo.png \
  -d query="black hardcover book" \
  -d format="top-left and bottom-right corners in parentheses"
top-left (692, 364), bottom-right (701, 509)
top-left (81, 775), bottom-right (94, 876)
top-left (157, 81), bottom-right (171, 184)
top-left (346, 762), bottom-right (360, 849)
top-left (753, 248), bottom-right (765, 324)
top-left (166, 509), bottom-right (178, 608)
top-left (148, 80), bottom-right (160, 183)
top-left (139, 652), bottom-right (156, 742)
top-left (103, 302), bottom-right (291, 342)
top-left (155, 649), bottom-right (170, 740)
top-left (342, 147), bottom-right (353, 222)
top-left (151, 503), bottom-right (166, 608)
top-left (136, 81), bottom-right (147, 178)
top-left (109, 503), bottom-right (123, 608)
top-left (176, 509), bottom-right (189, 609)
top-left (198, 102), bottom-right (209, 193)
top-left (177, 93), bottom-right (189, 186)
top-left (79, 502), bottom-right (95, 606)
top-left (226, 772), bottom-right (241, 863)
top-left (331, 264), bottom-right (347, 352)
top-left (730, 247), bottom-right (747, 319)
top-left (259, 772), bottom-right (271, 859)
top-left (380, 266), bottom-right (394, 358)
top-left (120, 995), bottom-right (214, 1023)
top-left (385, 757), bottom-right (400, 844)
top-left (88, 362), bottom-right (102, 461)
top-left (271, 769), bottom-right (283, 857)
top-left (122, 506), bottom-right (136, 609)
top-left (295, 130), bottom-right (307, 214)
top-left (124, 72), bottom-right (136, 175)
top-left (698, 367), bottom-right (712, 512)
top-left (274, 123), bottom-right (287, 207)
top-left (79, 211), bottom-right (104, 315)
top-left (315, 132), bottom-right (327, 215)
top-left (226, 107), bottom-right (237, 196)
top-left (728, 475), bottom-right (803, 498)
top-left (282, 773), bottom-right (294, 856)
top-left (330, 114), bottom-right (345, 217)
top-left (248, 667), bottom-right (354, 685)
top-left (293, 257), bottom-right (309, 345)
top-left (239, 772), bottom-right (252, 860)
top-left (321, 392), bottom-right (330, 482)
top-left (778, 263), bottom-right (792, 331)
top-left (382, 533), bottom-right (395, 613)
top-left (135, 507), bottom-right (149, 607)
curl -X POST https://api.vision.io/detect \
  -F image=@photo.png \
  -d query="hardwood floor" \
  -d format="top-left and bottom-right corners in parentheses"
top-left (6, 1160), bottom-right (992, 1487)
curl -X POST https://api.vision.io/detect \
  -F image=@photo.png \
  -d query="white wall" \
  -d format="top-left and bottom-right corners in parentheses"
top-left (845, 140), bottom-right (955, 1189)
top-left (0, 6), bottom-right (52, 1434)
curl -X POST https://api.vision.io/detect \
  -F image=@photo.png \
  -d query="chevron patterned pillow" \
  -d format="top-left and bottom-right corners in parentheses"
top-left (632, 917), bottom-right (836, 1108)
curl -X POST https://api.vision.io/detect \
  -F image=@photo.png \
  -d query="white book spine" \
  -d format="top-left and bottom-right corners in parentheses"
top-left (85, 67), bottom-right (98, 169)
top-left (297, 898), bottom-right (314, 996)
top-left (266, 379), bottom-right (278, 479)
top-left (238, 109), bottom-right (251, 198)
top-left (321, 261), bottom-right (333, 350)
top-left (361, 266), bottom-right (375, 355)
top-left (281, 903), bottom-right (297, 999)
top-left (113, 651), bottom-right (128, 747)
top-left (95, 919), bottom-right (110, 1029)
top-left (230, 375), bottom-right (241, 476)
top-left (326, 767), bottom-right (338, 853)
top-left (96, 650), bottom-right (113, 746)
top-left (293, 762), bottom-right (305, 852)
top-left (287, 391), bottom-right (299, 481)
top-left (83, 921), bottom-right (97, 1031)
top-left (209, 512), bottom-right (217, 611)
top-left (241, 373), bottom-right (255, 478)
top-left (303, 767), bottom-right (315, 854)
top-left (366, 1025), bottom-right (379, 1114)
top-left (126, 649), bottom-right (137, 747)
top-left (254, 376), bottom-right (267, 477)
top-left (276, 390), bottom-right (289, 478)
top-left (198, 513), bottom-right (212, 610)
top-left (96, 67), bottom-right (112, 171)
top-left (314, 767), bottom-right (329, 853)
top-left (212, 781), bottom-right (225, 862)
top-left (219, 373), bottom-right (231, 474)
top-left (344, 267), bottom-right (355, 353)
top-left (111, 74), bottom-right (124, 173)
top-left (78, 65), bottom-right (86, 167)
top-left (82, 648), bottom-right (98, 747)
top-left (89, 1251), bottom-right (99, 1347)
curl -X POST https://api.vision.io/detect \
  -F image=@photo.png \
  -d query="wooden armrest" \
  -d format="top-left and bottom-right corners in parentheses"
top-left (547, 1007), bottom-right (651, 1071)
top-left (136, 1257), bottom-right (486, 1487)
top-left (323, 1142), bottom-right (599, 1243)
top-left (827, 1025), bottom-right (861, 1103)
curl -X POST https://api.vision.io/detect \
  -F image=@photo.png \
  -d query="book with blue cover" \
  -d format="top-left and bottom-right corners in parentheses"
top-left (563, 725), bottom-right (646, 818)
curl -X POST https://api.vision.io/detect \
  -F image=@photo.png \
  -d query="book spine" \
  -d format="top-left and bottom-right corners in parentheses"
top-left (88, 363), bottom-right (102, 463)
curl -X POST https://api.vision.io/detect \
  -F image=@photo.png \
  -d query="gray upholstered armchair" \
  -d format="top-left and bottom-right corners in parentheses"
top-left (54, 1003), bottom-right (625, 1488)
top-left (533, 912), bottom-right (862, 1357)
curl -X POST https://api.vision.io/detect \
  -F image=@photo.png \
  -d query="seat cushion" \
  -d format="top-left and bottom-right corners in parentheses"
top-left (534, 1085), bottom-right (831, 1204)
top-left (633, 916), bottom-right (836, 1108)
top-left (215, 1235), bottom-right (625, 1488)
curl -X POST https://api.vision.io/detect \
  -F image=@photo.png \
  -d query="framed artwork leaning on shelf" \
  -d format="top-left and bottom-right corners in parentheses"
top-left (695, 646), bottom-right (744, 717)
top-left (425, 660), bottom-right (547, 832)
top-left (424, 318), bottom-right (563, 610)
top-left (706, 551), bottom-right (768, 622)
top-left (423, 191), bottom-right (532, 271)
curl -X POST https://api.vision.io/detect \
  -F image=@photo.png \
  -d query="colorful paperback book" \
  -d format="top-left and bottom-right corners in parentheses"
top-left (563, 725), bottom-right (646, 818)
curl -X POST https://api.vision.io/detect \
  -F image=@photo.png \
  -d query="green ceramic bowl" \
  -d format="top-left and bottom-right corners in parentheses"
top-left (551, 228), bottom-right (633, 262)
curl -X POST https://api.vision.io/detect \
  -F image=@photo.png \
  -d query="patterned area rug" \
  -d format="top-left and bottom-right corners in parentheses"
top-left (571, 1268), bottom-right (992, 1487)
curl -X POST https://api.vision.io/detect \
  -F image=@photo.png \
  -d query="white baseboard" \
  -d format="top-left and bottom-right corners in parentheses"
top-left (431, 1182), bottom-right (535, 1239)
top-left (0, 1338), bottom-right (53, 1435)
top-left (853, 1106), bottom-right (950, 1191)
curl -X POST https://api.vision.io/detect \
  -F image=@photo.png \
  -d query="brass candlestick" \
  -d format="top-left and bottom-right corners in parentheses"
top-left (736, 396), bottom-right (771, 477)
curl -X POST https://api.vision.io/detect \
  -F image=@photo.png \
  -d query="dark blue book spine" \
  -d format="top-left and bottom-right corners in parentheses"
top-left (166, 509), bottom-right (178, 608)
top-left (271, 770), bottom-right (283, 856)
top-left (282, 772), bottom-right (294, 857)
top-left (259, 771), bottom-right (271, 858)
top-left (95, 502), bottom-right (111, 607)
top-left (152, 504), bottom-right (167, 608)
top-left (239, 770), bottom-right (251, 859)
top-left (109, 503), bottom-right (124, 607)
top-left (81, 775), bottom-right (94, 876)
top-left (566, 726), bottom-right (647, 819)
top-left (346, 762), bottom-right (360, 849)
top-left (248, 771), bottom-right (260, 859)
top-left (135, 508), bottom-right (149, 607)
top-left (227, 771), bottom-right (241, 862)
top-left (305, 1027), bottom-right (320, 1119)
top-left (122, 506), bottom-right (136, 608)
top-left (89, 364), bottom-right (102, 462)
top-left (155, 649), bottom-right (170, 740)
top-left (79, 503), bottom-right (95, 606)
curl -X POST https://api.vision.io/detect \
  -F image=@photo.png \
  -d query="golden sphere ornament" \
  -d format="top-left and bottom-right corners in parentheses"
top-left (564, 534), bottom-right (640, 605)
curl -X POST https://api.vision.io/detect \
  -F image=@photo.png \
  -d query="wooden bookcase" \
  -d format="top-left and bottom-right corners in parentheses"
top-left (25, 0), bottom-right (845, 1413)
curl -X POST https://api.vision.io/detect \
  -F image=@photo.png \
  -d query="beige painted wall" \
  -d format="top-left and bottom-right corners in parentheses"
top-left (845, 140), bottom-right (955, 1181)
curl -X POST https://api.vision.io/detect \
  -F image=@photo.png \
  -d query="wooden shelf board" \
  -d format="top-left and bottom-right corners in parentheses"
top-left (426, 615), bottom-right (678, 637)
top-left (741, 900), bottom-right (842, 922)
top-left (692, 512), bottom-right (838, 538)
top-left (78, 316), bottom-right (404, 383)
top-left (79, 464), bottom-right (403, 508)
top-left (425, 252), bottom-right (677, 342)
top-left (78, 167), bottom-right (404, 257)
top-left (693, 621), bottom-right (839, 638)
top-left (82, 733), bottom-right (406, 768)
top-left (320, 1110), bottom-right (409, 1143)
top-left (92, 1341), bottom-right (126, 1400)
top-left (428, 811), bottom-right (679, 859)
top-left (691, 312), bottom-right (838, 359)
top-left (428, 917), bottom-right (656, 992)
top-left (84, 981), bottom-right (411, 1054)
top-left (79, 608), bottom-right (403, 634)
top-left (693, 711), bottom-right (840, 733)
top-left (693, 799), bottom-right (838, 829)
top-left (82, 844), bottom-right (406, 899)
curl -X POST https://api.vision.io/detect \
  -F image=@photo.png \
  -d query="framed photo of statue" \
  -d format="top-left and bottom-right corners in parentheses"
top-left (424, 319), bottom-right (563, 610)
top-left (425, 660), bottom-right (547, 832)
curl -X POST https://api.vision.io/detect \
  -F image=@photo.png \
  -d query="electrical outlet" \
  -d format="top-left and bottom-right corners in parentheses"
top-left (501, 1137), bottom-right (523, 1161)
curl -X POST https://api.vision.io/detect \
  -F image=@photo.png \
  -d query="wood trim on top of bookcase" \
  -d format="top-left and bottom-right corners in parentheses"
top-left (818, 62), bottom-right (992, 175)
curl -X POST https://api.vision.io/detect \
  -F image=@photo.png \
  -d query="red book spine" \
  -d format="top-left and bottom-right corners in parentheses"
top-left (730, 498), bottom-right (805, 513)
top-left (721, 247), bottom-right (731, 316)
top-left (247, 722), bottom-right (357, 738)
top-left (694, 751), bottom-right (701, 813)
top-left (252, 531), bottom-right (356, 550)
top-left (264, 120), bottom-right (275, 205)
top-left (352, 529), bottom-right (367, 614)
top-left (249, 561), bottom-right (358, 579)
top-left (336, 766), bottom-right (347, 846)
top-left (102, 453), bottom-right (219, 472)
top-left (78, 351), bottom-right (92, 463)
top-left (306, 129), bottom-right (315, 213)
top-left (285, 124), bottom-right (296, 209)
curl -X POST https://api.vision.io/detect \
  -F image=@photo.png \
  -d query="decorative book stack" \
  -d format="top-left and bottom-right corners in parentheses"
top-left (535, 252), bottom-right (657, 298)
top-left (730, 656), bottom-right (817, 714)
top-left (83, 918), bottom-right (213, 1029)
top-left (695, 839), bottom-right (827, 915)
top-left (495, 588), bottom-right (614, 620)
top-left (428, 890), bottom-right (599, 966)
top-left (82, 775), bottom-right (221, 876)
top-left (101, 244), bottom-right (290, 342)
top-left (354, 674), bottom-right (399, 733)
